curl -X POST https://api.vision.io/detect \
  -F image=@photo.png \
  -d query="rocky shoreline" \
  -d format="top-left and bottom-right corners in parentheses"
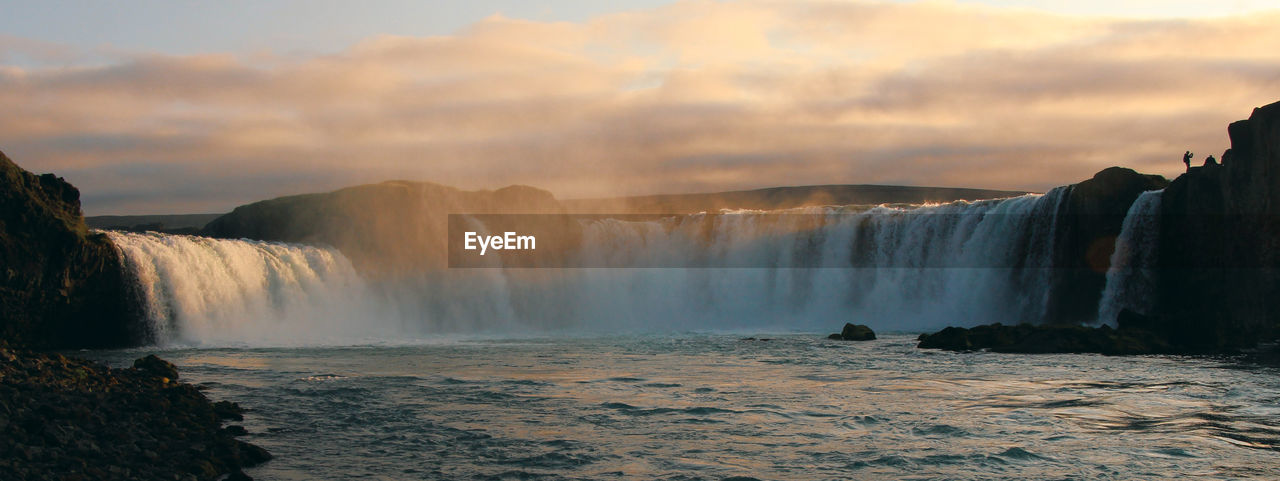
top-left (0, 347), bottom-right (269, 480)
top-left (2, 150), bottom-right (270, 480)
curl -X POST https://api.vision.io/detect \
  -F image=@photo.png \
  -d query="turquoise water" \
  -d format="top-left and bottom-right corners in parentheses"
top-left (89, 334), bottom-right (1280, 480)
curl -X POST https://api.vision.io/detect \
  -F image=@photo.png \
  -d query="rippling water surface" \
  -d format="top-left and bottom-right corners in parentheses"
top-left (89, 335), bottom-right (1280, 480)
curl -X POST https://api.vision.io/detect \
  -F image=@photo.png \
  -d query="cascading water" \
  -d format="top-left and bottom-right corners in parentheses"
top-left (108, 232), bottom-right (396, 346)
top-left (564, 188), bottom-right (1069, 331)
top-left (108, 189), bottom-right (1072, 346)
top-left (1097, 190), bottom-right (1164, 326)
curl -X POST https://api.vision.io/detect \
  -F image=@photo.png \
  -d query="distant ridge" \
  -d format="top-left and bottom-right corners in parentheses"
top-left (199, 180), bottom-right (567, 274)
top-left (86, 213), bottom-right (223, 233)
top-left (562, 184), bottom-right (1034, 214)
top-left (87, 184), bottom-right (1032, 222)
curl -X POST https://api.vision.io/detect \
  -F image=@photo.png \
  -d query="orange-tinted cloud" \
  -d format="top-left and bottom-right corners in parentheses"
top-left (1, 0), bottom-right (1277, 214)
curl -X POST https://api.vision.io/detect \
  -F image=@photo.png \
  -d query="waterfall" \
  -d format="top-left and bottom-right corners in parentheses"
top-left (564, 188), bottom-right (1069, 330)
top-left (1097, 190), bottom-right (1164, 326)
top-left (108, 189), bottom-right (1072, 346)
top-left (108, 232), bottom-right (396, 346)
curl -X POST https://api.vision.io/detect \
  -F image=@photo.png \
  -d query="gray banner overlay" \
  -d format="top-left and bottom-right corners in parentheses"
top-left (447, 213), bottom-right (1270, 268)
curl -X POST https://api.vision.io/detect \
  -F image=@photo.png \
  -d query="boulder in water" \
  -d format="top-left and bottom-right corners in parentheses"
top-left (832, 323), bottom-right (876, 341)
top-left (213, 400), bottom-right (246, 421)
top-left (132, 354), bottom-right (179, 381)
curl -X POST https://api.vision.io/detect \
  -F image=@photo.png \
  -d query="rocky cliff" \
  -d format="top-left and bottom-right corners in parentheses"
top-left (0, 150), bottom-right (140, 348)
top-left (923, 100), bottom-right (1280, 354)
top-left (1045, 167), bottom-right (1169, 324)
top-left (1153, 100), bottom-right (1280, 350)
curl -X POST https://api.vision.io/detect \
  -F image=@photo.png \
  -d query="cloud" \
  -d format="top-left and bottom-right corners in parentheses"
top-left (0, 34), bottom-right (80, 65)
top-left (1, 0), bottom-right (1277, 214)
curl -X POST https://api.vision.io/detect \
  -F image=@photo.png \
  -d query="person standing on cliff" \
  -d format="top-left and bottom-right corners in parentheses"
top-left (1183, 151), bottom-right (1193, 171)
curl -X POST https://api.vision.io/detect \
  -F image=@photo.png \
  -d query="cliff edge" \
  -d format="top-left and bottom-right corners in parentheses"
top-left (922, 100), bottom-right (1280, 354)
top-left (0, 150), bottom-right (139, 348)
top-left (1045, 167), bottom-right (1169, 324)
top-left (1154, 100), bottom-right (1280, 349)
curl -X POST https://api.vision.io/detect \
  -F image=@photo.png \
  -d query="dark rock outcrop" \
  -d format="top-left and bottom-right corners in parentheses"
top-left (916, 321), bottom-right (1172, 355)
top-left (830, 323), bottom-right (876, 341)
top-left (132, 354), bottom-right (180, 381)
top-left (1151, 100), bottom-right (1280, 350)
top-left (1, 152), bottom-right (267, 478)
top-left (0, 348), bottom-right (270, 480)
top-left (1044, 167), bottom-right (1168, 324)
top-left (201, 181), bottom-right (574, 275)
top-left (922, 100), bottom-right (1280, 355)
top-left (0, 150), bottom-right (141, 349)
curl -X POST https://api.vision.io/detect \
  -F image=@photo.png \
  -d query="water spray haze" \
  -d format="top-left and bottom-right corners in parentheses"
top-left (98, 185), bottom-right (1172, 348)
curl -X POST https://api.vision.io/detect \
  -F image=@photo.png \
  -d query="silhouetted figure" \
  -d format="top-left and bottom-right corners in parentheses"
top-left (1204, 155), bottom-right (1218, 167)
top-left (1183, 151), bottom-right (1193, 171)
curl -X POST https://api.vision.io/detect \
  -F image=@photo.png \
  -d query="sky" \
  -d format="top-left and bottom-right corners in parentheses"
top-left (2, 1), bottom-right (1278, 214)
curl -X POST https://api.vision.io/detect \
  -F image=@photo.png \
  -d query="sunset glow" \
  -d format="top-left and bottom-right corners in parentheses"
top-left (2, 0), bottom-right (1277, 214)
